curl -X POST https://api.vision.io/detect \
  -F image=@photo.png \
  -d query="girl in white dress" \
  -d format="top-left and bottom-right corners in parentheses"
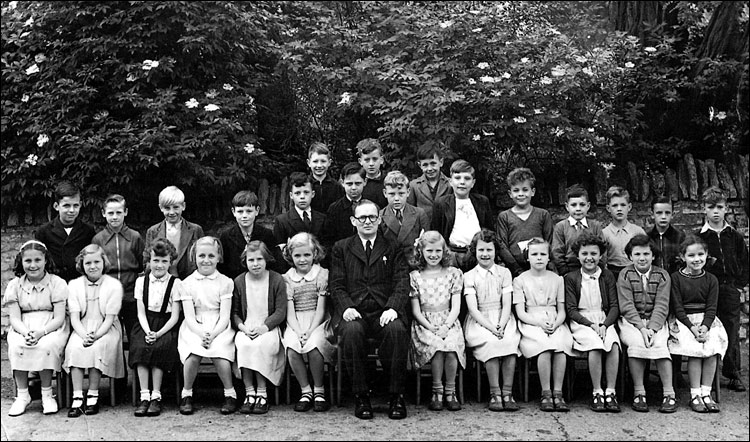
top-left (64, 244), bottom-right (125, 417)
top-left (513, 238), bottom-right (574, 412)
top-left (232, 240), bottom-right (287, 415)
top-left (177, 236), bottom-right (237, 415)
top-left (563, 232), bottom-right (621, 413)
top-left (463, 229), bottom-right (521, 412)
top-left (282, 233), bottom-right (335, 412)
top-left (5, 240), bottom-right (69, 416)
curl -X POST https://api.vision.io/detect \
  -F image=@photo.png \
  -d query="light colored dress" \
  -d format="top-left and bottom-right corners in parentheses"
top-left (63, 275), bottom-right (125, 378)
top-left (234, 272), bottom-right (286, 386)
top-left (513, 270), bottom-right (575, 357)
top-left (177, 270), bottom-right (236, 362)
top-left (568, 269), bottom-right (621, 353)
top-left (409, 267), bottom-right (466, 369)
top-left (463, 264), bottom-right (521, 361)
top-left (4, 274), bottom-right (70, 372)
top-left (282, 265), bottom-right (335, 363)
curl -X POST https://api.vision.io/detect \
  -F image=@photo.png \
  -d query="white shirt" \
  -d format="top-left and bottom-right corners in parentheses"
top-left (449, 198), bottom-right (480, 247)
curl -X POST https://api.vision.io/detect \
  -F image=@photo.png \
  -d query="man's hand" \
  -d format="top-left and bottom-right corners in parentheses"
top-left (343, 308), bottom-right (362, 322)
top-left (379, 309), bottom-right (397, 327)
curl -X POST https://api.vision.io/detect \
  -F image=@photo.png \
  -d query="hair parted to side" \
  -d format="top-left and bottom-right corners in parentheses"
top-left (651, 195), bottom-right (672, 210)
top-left (147, 237), bottom-right (178, 263)
top-left (411, 230), bottom-right (452, 270)
top-left (450, 159), bottom-right (475, 178)
top-left (522, 237), bottom-right (549, 261)
top-left (283, 232), bottom-right (325, 266)
top-left (353, 198), bottom-right (380, 215)
top-left (75, 244), bottom-right (111, 275)
top-left (13, 240), bottom-right (57, 277)
top-left (340, 162), bottom-right (365, 180)
top-left (102, 193), bottom-right (127, 209)
top-left (506, 167), bottom-right (536, 188)
top-left (383, 170), bottom-right (409, 189)
top-left (466, 228), bottom-right (503, 268)
top-left (289, 171), bottom-right (313, 188)
top-left (701, 186), bottom-right (727, 206)
top-left (571, 231), bottom-right (608, 256)
top-left (566, 185), bottom-right (589, 202)
top-left (308, 141), bottom-right (331, 158)
top-left (231, 190), bottom-right (259, 208)
top-left (159, 185), bottom-right (185, 207)
top-left (606, 185), bottom-right (630, 204)
top-left (355, 138), bottom-right (382, 156)
top-left (54, 180), bottom-right (80, 202)
top-left (240, 240), bottom-right (275, 268)
top-left (189, 236), bottom-right (224, 266)
top-left (678, 234), bottom-right (708, 256)
top-left (416, 143), bottom-right (445, 161)
top-left (624, 233), bottom-right (658, 257)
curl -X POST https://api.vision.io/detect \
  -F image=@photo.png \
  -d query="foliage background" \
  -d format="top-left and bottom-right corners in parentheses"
top-left (2, 1), bottom-right (748, 227)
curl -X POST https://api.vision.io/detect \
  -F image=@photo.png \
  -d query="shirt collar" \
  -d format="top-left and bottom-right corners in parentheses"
top-left (476, 264), bottom-right (498, 277)
top-left (19, 273), bottom-right (51, 292)
top-left (295, 206), bottom-right (311, 219)
top-left (194, 270), bottom-right (219, 280)
top-left (288, 264), bottom-right (321, 282)
top-left (568, 217), bottom-right (589, 228)
top-left (635, 267), bottom-right (652, 280)
top-left (102, 224), bottom-right (133, 242)
top-left (581, 267), bottom-right (601, 280)
top-left (149, 272), bottom-right (170, 283)
top-left (700, 221), bottom-right (731, 233)
top-left (359, 235), bottom-right (377, 249)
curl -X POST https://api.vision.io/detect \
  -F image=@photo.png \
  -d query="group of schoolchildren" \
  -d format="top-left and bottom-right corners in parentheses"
top-left (4, 138), bottom-right (748, 422)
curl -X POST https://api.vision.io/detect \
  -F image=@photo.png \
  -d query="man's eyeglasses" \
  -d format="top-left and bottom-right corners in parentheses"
top-left (353, 215), bottom-right (379, 224)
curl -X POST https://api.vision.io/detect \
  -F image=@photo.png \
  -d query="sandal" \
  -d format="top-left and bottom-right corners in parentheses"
top-left (252, 396), bottom-right (269, 414)
top-left (428, 391), bottom-right (443, 411)
top-left (540, 392), bottom-right (554, 412)
top-left (659, 395), bottom-right (677, 413)
top-left (313, 392), bottom-right (330, 412)
top-left (502, 394), bottom-right (519, 411)
top-left (701, 395), bottom-right (720, 413)
top-left (631, 394), bottom-right (648, 412)
top-left (689, 395), bottom-right (708, 413)
top-left (294, 392), bottom-right (313, 412)
top-left (488, 394), bottom-right (504, 412)
top-left (552, 392), bottom-right (569, 412)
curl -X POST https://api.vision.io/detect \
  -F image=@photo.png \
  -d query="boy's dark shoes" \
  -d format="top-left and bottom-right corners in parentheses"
top-left (658, 395), bottom-right (677, 413)
top-left (604, 393), bottom-right (621, 412)
top-left (294, 392), bottom-right (313, 412)
top-left (354, 393), bottom-right (373, 420)
top-left (252, 396), bottom-right (269, 414)
top-left (728, 379), bottom-right (746, 392)
top-left (631, 394), bottom-right (648, 412)
top-left (312, 392), bottom-right (330, 412)
top-left (590, 393), bottom-right (606, 412)
top-left (179, 396), bottom-right (194, 415)
top-left (388, 394), bottom-right (407, 419)
top-left (220, 396), bottom-right (237, 414)
top-left (134, 400), bottom-right (150, 417)
top-left (146, 399), bottom-right (162, 416)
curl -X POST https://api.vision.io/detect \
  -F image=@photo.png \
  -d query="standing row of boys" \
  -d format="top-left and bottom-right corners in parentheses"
top-left (4, 140), bottom-right (747, 421)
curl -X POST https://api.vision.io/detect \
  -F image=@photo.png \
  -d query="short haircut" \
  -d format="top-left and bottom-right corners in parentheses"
top-left (340, 162), bottom-right (365, 180)
top-left (450, 159), bottom-right (475, 178)
top-left (308, 141), bottom-right (331, 158)
top-left (506, 167), bottom-right (535, 188)
top-left (353, 199), bottom-right (380, 215)
top-left (624, 234), bottom-right (657, 257)
top-left (606, 186), bottom-right (630, 204)
top-left (283, 232), bottom-right (325, 265)
top-left (701, 186), bottom-right (727, 206)
top-left (232, 190), bottom-right (259, 208)
top-left (416, 144), bottom-right (444, 161)
top-left (355, 138), bottom-right (382, 156)
top-left (240, 240), bottom-right (275, 267)
top-left (523, 237), bottom-right (550, 261)
top-left (13, 240), bottom-right (56, 277)
top-left (102, 194), bottom-right (126, 209)
top-left (467, 228), bottom-right (503, 267)
top-left (571, 231), bottom-right (608, 256)
top-left (289, 171), bottom-right (313, 188)
top-left (75, 244), bottom-right (111, 275)
top-left (566, 185), bottom-right (589, 202)
top-left (651, 195), bottom-right (672, 210)
top-left (679, 234), bottom-right (708, 256)
top-left (147, 237), bottom-right (178, 263)
top-left (383, 170), bottom-right (409, 189)
top-left (189, 236), bottom-right (223, 266)
top-left (158, 185), bottom-right (185, 207)
top-left (54, 181), bottom-right (80, 202)
top-left (411, 230), bottom-right (452, 270)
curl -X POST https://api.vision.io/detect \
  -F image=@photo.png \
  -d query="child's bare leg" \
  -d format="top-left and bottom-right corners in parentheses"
top-left (151, 367), bottom-right (164, 393)
top-left (537, 351), bottom-right (552, 392)
top-left (444, 352), bottom-right (458, 384)
top-left (255, 371), bottom-right (267, 391)
top-left (551, 352), bottom-right (567, 392)
top-left (308, 349), bottom-right (325, 388)
top-left (588, 350), bottom-right (603, 391)
top-left (39, 369), bottom-right (53, 388)
top-left (629, 357), bottom-right (646, 395)
top-left (182, 354), bottom-right (201, 390)
top-left (137, 365), bottom-right (151, 392)
top-left (501, 355), bottom-right (517, 395)
top-left (485, 358), bottom-right (501, 392)
top-left (13, 370), bottom-right (29, 390)
top-left (701, 356), bottom-right (717, 387)
top-left (88, 368), bottom-right (102, 391)
top-left (288, 349), bottom-right (309, 389)
top-left (604, 345), bottom-right (620, 391)
top-left (655, 358), bottom-right (674, 395)
top-left (70, 367), bottom-right (85, 393)
top-left (241, 368), bottom-right (254, 391)
top-left (212, 358), bottom-right (234, 390)
top-left (687, 357), bottom-right (702, 389)
top-left (431, 351), bottom-right (445, 386)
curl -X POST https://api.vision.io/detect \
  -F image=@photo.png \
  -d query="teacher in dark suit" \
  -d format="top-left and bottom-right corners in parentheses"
top-left (329, 199), bottom-right (410, 420)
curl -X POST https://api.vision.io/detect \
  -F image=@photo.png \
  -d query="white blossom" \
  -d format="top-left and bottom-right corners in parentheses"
top-left (36, 134), bottom-right (49, 147)
top-left (34, 54), bottom-right (47, 64)
top-left (518, 103), bottom-right (526, 108)
top-left (479, 76), bottom-right (495, 83)
top-left (222, 83), bottom-right (234, 91)
top-left (468, 78), bottom-right (477, 85)
top-left (25, 64), bottom-right (39, 75)
top-left (482, 130), bottom-right (495, 136)
top-left (244, 143), bottom-right (255, 154)
top-left (716, 111), bottom-right (727, 120)
top-left (520, 57), bottom-right (530, 64)
top-left (582, 67), bottom-right (594, 76)
top-left (477, 62), bottom-right (490, 70)
top-left (513, 116), bottom-right (527, 124)
top-left (471, 27), bottom-right (483, 33)
top-left (185, 98), bottom-right (199, 109)
top-left (624, 62), bottom-right (635, 69)
top-left (205, 89), bottom-right (219, 99)
top-left (9, 1), bottom-right (18, 9)
top-left (534, 109), bottom-right (542, 115)
top-left (142, 59), bottom-right (159, 71)
top-left (126, 73), bottom-right (136, 82)
top-left (472, 134), bottom-right (481, 141)
top-left (93, 110), bottom-right (109, 121)
top-left (338, 92), bottom-right (352, 106)
top-left (24, 17), bottom-right (33, 27)
top-left (551, 66), bottom-right (566, 77)
top-left (644, 46), bottom-right (657, 53)
top-left (25, 154), bottom-right (39, 166)
top-left (490, 90), bottom-right (502, 97)
top-left (575, 55), bottom-right (587, 63)
top-left (502, 72), bottom-right (511, 79)
top-left (540, 76), bottom-right (552, 85)
top-left (21, 94), bottom-right (30, 103)
top-left (204, 103), bottom-right (220, 112)
top-left (588, 128), bottom-right (595, 133)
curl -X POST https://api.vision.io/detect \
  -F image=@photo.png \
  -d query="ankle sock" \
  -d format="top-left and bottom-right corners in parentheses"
top-left (490, 386), bottom-right (502, 396)
top-left (140, 389), bottom-right (150, 402)
top-left (71, 391), bottom-right (84, 408)
top-left (16, 388), bottom-right (31, 401)
top-left (593, 388), bottom-right (604, 396)
top-left (444, 380), bottom-right (456, 396)
top-left (41, 386), bottom-right (53, 398)
top-left (223, 388), bottom-right (237, 399)
top-left (256, 387), bottom-right (267, 399)
top-left (700, 385), bottom-right (712, 397)
top-left (151, 391), bottom-right (162, 401)
top-left (634, 386), bottom-right (646, 396)
top-left (87, 390), bottom-right (99, 405)
top-left (181, 388), bottom-right (193, 399)
top-left (245, 387), bottom-right (256, 397)
top-left (690, 387), bottom-right (701, 397)
top-left (605, 388), bottom-right (616, 396)
top-left (300, 385), bottom-right (312, 401)
top-left (663, 387), bottom-right (675, 397)
top-left (313, 386), bottom-right (325, 401)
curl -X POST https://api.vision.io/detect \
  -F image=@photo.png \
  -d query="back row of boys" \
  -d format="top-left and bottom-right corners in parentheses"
top-left (36, 138), bottom-right (749, 392)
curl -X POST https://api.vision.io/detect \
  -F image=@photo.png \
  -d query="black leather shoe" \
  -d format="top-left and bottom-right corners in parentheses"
top-left (220, 396), bottom-right (237, 415)
top-left (354, 393), bottom-right (373, 420)
top-left (388, 394), bottom-right (407, 420)
top-left (68, 398), bottom-right (84, 418)
top-left (146, 399), bottom-right (162, 416)
top-left (312, 392), bottom-right (330, 412)
top-left (294, 392), bottom-right (313, 412)
top-left (252, 396), bottom-right (269, 414)
top-left (728, 379), bottom-right (747, 392)
top-left (134, 399), bottom-right (150, 417)
top-left (179, 396), bottom-right (194, 415)
top-left (84, 396), bottom-right (99, 415)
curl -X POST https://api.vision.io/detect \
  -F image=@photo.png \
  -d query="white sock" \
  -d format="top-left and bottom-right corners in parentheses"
top-left (701, 385), bottom-right (712, 397)
top-left (313, 386), bottom-right (325, 401)
top-left (181, 388), bottom-right (193, 398)
top-left (592, 388), bottom-right (604, 396)
top-left (245, 387), bottom-right (256, 397)
top-left (41, 386), bottom-right (53, 398)
top-left (256, 387), bottom-right (267, 398)
top-left (605, 388), bottom-right (616, 396)
top-left (140, 389), bottom-right (150, 401)
top-left (223, 388), bottom-right (237, 399)
top-left (72, 390), bottom-right (84, 408)
top-left (690, 387), bottom-right (701, 397)
top-left (16, 388), bottom-right (31, 401)
top-left (151, 390), bottom-right (162, 401)
top-left (87, 390), bottom-right (99, 405)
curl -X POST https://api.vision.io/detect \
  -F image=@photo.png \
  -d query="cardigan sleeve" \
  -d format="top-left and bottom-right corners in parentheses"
top-left (564, 273), bottom-right (592, 326)
top-left (497, 212), bottom-right (522, 277)
top-left (264, 272), bottom-right (288, 330)
top-left (670, 273), bottom-right (692, 328)
top-left (601, 270), bottom-right (619, 327)
top-left (702, 273), bottom-right (719, 328)
top-left (230, 274), bottom-right (245, 330)
top-left (647, 271), bottom-right (671, 330)
top-left (617, 271), bottom-right (643, 329)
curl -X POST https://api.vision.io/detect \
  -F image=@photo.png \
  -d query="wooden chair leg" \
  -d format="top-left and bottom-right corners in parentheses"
top-left (475, 360), bottom-right (482, 402)
top-left (55, 371), bottom-right (65, 409)
top-left (458, 366), bottom-right (464, 405)
top-left (336, 353), bottom-right (342, 407)
top-left (415, 368), bottom-right (421, 407)
top-left (522, 357), bottom-right (530, 402)
top-left (110, 376), bottom-right (116, 407)
top-left (714, 354), bottom-right (721, 403)
top-left (132, 372), bottom-right (139, 406)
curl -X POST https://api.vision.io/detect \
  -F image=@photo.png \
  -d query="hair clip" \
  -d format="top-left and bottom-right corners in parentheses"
top-left (19, 240), bottom-right (47, 252)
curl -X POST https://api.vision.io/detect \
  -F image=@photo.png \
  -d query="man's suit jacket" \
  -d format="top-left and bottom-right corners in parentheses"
top-left (329, 234), bottom-right (409, 331)
top-left (407, 173), bottom-right (453, 221)
top-left (144, 218), bottom-right (204, 280)
top-left (273, 208), bottom-right (326, 247)
top-left (430, 193), bottom-right (494, 245)
top-left (379, 203), bottom-right (430, 258)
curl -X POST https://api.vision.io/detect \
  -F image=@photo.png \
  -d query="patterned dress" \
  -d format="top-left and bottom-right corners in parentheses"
top-left (4, 274), bottom-right (70, 372)
top-left (409, 267), bottom-right (466, 368)
top-left (282, 265), bottom-right (335, 363)
top-left (463, 264), bottom-right (521, 361)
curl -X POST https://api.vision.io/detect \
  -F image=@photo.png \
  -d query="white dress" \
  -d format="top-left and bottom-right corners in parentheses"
top-left (4, 274), bottom-right (70, 372)
top-left (568, 269), bottom-right (621, 353)
top-left (177, 270), bottom-right (236, 362)
top-left (462, 264), bottom-right (521, 361)
top-left (281, 265), bottom-right (335, 363)
top-left (234, 272), bottom-right (286, 386)
top-left (63, 275), bottom-right (125, 378)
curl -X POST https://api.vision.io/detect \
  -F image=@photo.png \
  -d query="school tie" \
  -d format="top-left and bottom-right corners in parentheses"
top-left (303, 211), bottom-right (311, 229)
top-left (396, 210), bottom-right (403, 225)
top-left (365, 240), bottom-right (372, 262)
top-left (641, 273), bottom-right (649, 291)
top-left (575, 221), bottom-right (582, 231)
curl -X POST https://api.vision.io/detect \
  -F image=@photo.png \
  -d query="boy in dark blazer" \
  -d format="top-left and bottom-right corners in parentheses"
top-left (273, 172), bottom-right (326, 249)
top-left (406, 144), bottom-right (452, 221)
top-left (322, 162), bottom-right (366, 249)
top-left (329, 199), bottom-right (410, 420)
top-left (379, 170), bottom-right (430, 259)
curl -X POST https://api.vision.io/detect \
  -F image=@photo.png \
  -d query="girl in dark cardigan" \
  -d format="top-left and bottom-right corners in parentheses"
top-left (564, 232), bottom-right (621, 413)
top-left (231, 241), bottom-right (287, 415)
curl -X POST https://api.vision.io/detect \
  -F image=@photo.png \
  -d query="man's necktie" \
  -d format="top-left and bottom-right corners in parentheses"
top-left (396, 210), bottom-right (403, 225)
top-left (303, 211), bottom-right (311, 229)
top-left (365, 240), bottom-right (372, 261)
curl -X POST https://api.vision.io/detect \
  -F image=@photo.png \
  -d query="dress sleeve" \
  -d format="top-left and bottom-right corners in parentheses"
top-left (49, 276), bottom-right (69, 304)
top-left (2, 278), bottom-right (20, 307)
top-left (133, 277), bottom-right (145, 301)
top-left (554, 274), bottom-right (565, 304)
top-left (463, 271), bottom-right (476, 298)
top-left (500, 267), bottom-right (513, 295)
top-left (219, 277), bottom-right (234, 300)
top-left (317, 268), bottom-right (329, 297)
top-left (450, 268), bottom-right (463, 297)
top-left (103, 279), bottom-right (124, 316)
top-left (180, 278), bottom-right (193, 301)
top-left (512, 275), bottom-right (526, 305)
top-left (67, 280), bottom-right (83, 313)
top-left (409, 272), bottom-right (420, 299)
top-left (283, 274), bottom-right (295, 301)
